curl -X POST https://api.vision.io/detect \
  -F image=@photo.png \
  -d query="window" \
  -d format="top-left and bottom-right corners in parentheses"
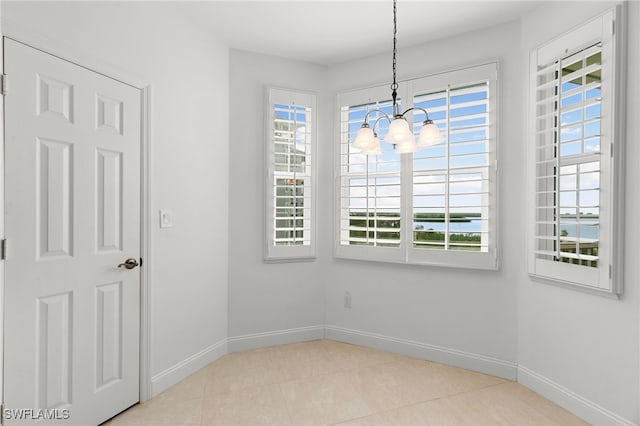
top-left (336, 63), bottom-right (498, 269)
top-left (265, 88), bottom-right (316, 261)
top-left (529, 9), bottom-right (624, 294)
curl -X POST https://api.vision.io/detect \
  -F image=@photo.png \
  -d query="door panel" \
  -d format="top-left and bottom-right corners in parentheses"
top-left (4, 38), bottom-right (141, 425)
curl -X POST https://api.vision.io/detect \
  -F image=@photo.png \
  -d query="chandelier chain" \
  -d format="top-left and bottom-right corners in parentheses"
top-left (391, 0), bottom-right (398, 108)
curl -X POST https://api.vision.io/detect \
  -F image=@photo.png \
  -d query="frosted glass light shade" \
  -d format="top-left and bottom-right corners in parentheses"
top-left (362, 135), bottom-right (382, 155)
top-left (352, 126), bottom-right (376, 150)
top-left (417, 122), bottom-right (442, 148)
top-left (384, 118), bottom-right (413, 145)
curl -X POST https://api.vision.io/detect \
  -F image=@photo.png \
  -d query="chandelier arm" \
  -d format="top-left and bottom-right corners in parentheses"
top-left (400, 107), bottom-right (432, 123)
top-left (372, 115), bottom-right (393, 132)
top-left (363, 109), bottom-right (392, 125)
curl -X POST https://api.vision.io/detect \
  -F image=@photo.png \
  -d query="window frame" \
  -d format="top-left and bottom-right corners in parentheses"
top-left (264, 87), bottom-right (317, 262)
top-left (335, 63), bottom-right (500, 270)
top-left (527, 8), bottom-right (625, 295)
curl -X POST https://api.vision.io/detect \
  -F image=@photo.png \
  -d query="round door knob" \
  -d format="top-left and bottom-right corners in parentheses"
top-left (118, 258), bottom-right (139, 270)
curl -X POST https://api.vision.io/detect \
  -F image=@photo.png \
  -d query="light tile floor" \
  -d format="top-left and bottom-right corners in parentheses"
top-left (105, 340), bottom-right (587, 426)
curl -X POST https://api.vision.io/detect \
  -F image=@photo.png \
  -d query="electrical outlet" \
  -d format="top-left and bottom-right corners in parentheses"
top-left (344, 291), bottom-right (352, 309)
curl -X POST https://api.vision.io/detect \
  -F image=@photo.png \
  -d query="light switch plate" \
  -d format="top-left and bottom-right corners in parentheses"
top-left (159, 209), bottom-right (173, 228)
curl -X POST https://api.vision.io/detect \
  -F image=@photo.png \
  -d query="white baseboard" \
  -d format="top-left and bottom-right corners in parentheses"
top-left (150, 338), bottom-right (227, 397)
top-left (518, 365), bottom-right (636, 426)
top-left (150, 326), bottom-right (324, 397)
top-left (227, 325), bottom-right (325, 352)
top-left (148, 327), bottom-right (636, 426)
top-left (325, 325), bottom-right (517, 380)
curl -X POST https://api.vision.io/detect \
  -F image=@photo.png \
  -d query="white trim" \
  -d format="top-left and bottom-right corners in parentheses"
top-left (324, 325), bottom-right (517, 380)
top-left (517, 365), bottom-right (636, 426)
top-left (0, 22), bottom-right (5, 409)
top-left (264, 87), bottom-right (318, 261)
top-left (227, 325), bottom-right (325, 353)
top-left (1, 18), bottom-right (146, 89)
top-left (150, 339), bottom-right (227, 397)
top-left (610, 3), bottom-right (627, 296)
top-left (139, 86), bottom-right (152, 402)
top-left (536, 14), bottom-right (604, 66)
top-left (528, 7), bottom-right (624, 295)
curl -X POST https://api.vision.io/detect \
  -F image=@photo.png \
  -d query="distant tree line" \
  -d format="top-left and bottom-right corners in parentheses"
top-left (348, 211), bottom-right (481, 245)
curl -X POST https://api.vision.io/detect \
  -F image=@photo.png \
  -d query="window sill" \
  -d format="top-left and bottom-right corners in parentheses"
top-left (335, 245), bottom-right (499, 271)
top-left (528, 272), bottom-right (621, 299)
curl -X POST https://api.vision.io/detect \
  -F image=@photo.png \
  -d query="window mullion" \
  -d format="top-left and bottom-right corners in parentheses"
top-left (402, 81), bottom-right (413, 260)
top-left (445, 87), bottom-right (452, 250)
top-left (291, 105), bottom-right (298, 244)
top-left (554, 62), bottom-right (562, 261)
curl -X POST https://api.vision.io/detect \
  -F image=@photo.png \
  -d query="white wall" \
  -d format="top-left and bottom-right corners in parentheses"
top-left (227, 50), bottom-right (327, 349)
top-left (518, 2), bottom-right (639, 424)
top-left (3, 1), bottom-right (638, 424)
top-left (1, 1), bottom-right (230, 396)
top-left (323, 21), bottom-right (522, 378)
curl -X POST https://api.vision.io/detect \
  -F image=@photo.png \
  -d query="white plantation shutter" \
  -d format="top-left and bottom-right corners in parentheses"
top-left (534, 46), bottom-right (602, 266)
top-left (340, 100), bottom-right (403, 247)
top-left (408, 64), bottom-right (497, 269)
top-left (336, 85), bottom-right (405, 263)
top-left (529, 10), bottom-right (623, 294)
top-left (265, 88), bottom-right (316, 261)
top-left (336, 63), bottom-right (498, 269)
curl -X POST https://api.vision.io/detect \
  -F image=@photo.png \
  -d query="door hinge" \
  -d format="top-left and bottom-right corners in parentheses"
top-left (0, 74), bottom-right (7, 96)
top-left (139, 257), bottom-right (143, 267)
top-left (0, 239), bottom-right (6, 260)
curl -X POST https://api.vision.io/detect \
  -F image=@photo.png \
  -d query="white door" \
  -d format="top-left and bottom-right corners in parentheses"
top-left (4, 39), bottom-right (141, 425)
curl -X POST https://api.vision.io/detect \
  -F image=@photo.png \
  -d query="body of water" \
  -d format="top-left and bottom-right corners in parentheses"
top-left (414, 217), bottom-right (599, 240)
top-left (560, 217), bottom-right (599, 240)
top-left (414, 220), bottom-right (481, 234)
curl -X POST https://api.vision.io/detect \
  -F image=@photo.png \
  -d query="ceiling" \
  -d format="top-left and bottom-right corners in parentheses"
top-left (183, 1), bottom-right (541, 65)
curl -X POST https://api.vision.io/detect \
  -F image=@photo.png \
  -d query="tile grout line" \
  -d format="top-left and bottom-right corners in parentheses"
top-left (265, 346), bottom-right (293, 426)
top-left (522, 387), bottom-right (586, 426)
top-left (200, 339), bottom-right (503, 419)
top-left (276, 382), bottom-right (295, 426)
top-left (260, 340), bottom-right (403, 387)
top-left (328, 378), bottom-right (515, 425)
top-left (274, 359), bottom-right (401, 387)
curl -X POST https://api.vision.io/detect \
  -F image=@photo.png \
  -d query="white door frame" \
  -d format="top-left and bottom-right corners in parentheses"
top-left (0, 12), bottom-right (5, 411)
top-left (0, 19), bottom-right (153, 403)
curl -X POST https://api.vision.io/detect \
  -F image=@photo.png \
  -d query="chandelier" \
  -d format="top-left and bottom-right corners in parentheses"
top-left (352, 0), bottom-right (442, 155)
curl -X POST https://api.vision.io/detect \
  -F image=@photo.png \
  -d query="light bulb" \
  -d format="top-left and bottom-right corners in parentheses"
top-left (417, 121), bottom-right (442, 148)
top-left (352, 126), bottom-right (376, 150)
